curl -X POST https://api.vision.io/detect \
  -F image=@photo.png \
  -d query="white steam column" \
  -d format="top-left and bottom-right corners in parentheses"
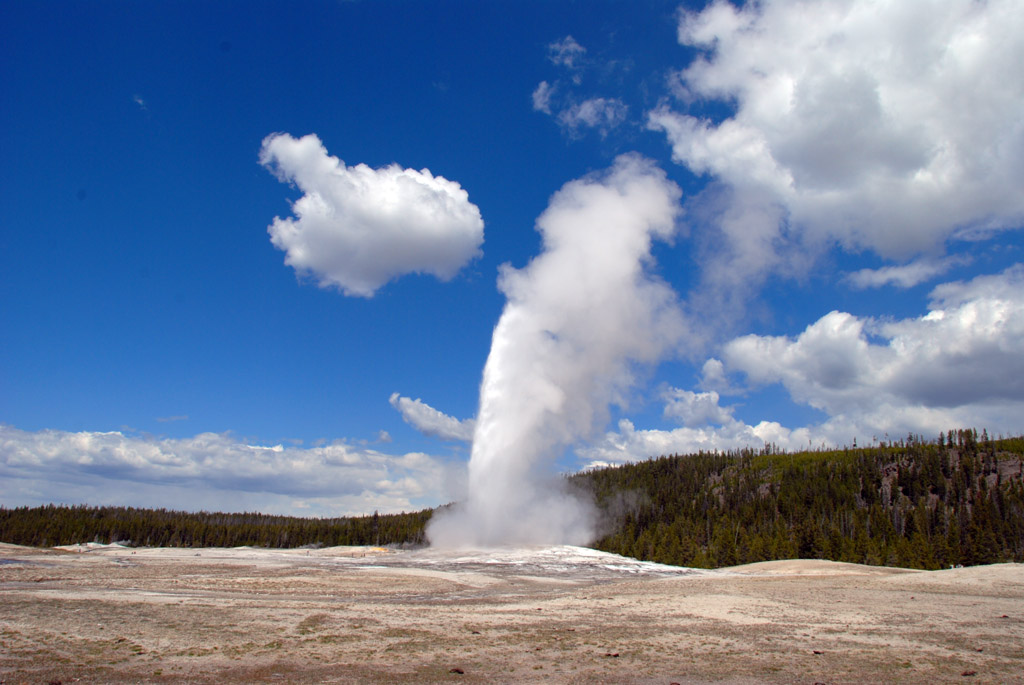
top-left (428, 154), bottom-right (685, 548)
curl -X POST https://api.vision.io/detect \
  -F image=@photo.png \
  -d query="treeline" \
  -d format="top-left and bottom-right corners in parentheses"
top-left (574, 429), bottom-right (1024, 570)
top-left (0, 504), bottom-right (431, 549)
top-left (3, 429), bottom-right (1023, 571)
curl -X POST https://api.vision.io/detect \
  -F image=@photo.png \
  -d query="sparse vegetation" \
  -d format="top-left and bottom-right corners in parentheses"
top-left (296, 613), bottom-right (329, 635)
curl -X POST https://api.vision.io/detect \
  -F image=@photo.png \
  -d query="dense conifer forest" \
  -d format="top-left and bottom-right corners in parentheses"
top-left (2, 429), bottom-right (1022, 570)
top-left (579, 429), bottom-right (1024, 569)
top-left (0, 505), bottom-right (430, 549)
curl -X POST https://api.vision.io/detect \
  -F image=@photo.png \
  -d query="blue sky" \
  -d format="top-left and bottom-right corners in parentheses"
top-left (3, 0), bottom-right (1023, 517)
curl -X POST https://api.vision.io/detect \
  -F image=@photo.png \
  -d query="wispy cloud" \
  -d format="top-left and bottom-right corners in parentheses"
top-left (557, 97), bottom-right (628, 139)
top-left (532, 80), bottom-right (554, 114)
top-left (845, 256), bottom-right (971, 290)
top-left (389, 393), bottom-right (474, 442)
top-left (547, 35), bottom-right (586, 74)
top-left (533, 34), bottom-right (634, 141)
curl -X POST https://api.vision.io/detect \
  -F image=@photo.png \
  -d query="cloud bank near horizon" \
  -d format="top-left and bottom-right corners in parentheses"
top-left (0, 425), bottom-right (445, 517)
top-left (583, 266), bottom-right (1024, 466)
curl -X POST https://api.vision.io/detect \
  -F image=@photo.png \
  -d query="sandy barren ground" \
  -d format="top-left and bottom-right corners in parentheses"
top-left (1, 542), bottom-right (1022, 684)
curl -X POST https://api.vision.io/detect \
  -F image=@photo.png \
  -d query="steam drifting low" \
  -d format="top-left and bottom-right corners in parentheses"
top-left (428, 155), bottom-right (684, 548)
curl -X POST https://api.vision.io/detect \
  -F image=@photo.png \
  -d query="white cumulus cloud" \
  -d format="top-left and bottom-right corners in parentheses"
top-left (722, 266), bottom-right (1024, 429)
top-left (389, 393), bottom-right (475, 442)
top-left (579, 266), bottom-right (1024, 465)
top-left (260, 132), bottom-right (484, 297)
top-left (578, 417), bottom-right (810, 467)
top-left (649, 0), bottom-right (1024, 328)
top-left (662, 388), bottom-right (734, 427)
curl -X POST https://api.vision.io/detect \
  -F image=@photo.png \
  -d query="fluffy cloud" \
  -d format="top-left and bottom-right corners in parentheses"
top-left (0, 425), bottom-right (447, 517)
top-left (662, 388), bottom-right (734, 427)
top-left (579, 416), bottom-right (812, 468)
top-left (723, 266), bottom-right (1024, 427)
top-left (389, 393), bottom-right (475, 442)
top-left (260, 133), bottom-right (484, 297)
top-left (580, 266), bottom-right (1024, 465)
top-left (649, 0), bottom-right (1024, 317)
top-left (698, 357), bottom-right (736, 393)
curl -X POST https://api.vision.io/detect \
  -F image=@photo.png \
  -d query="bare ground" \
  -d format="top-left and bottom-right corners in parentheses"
top-left (1, 542), bottom-right (1022, 684)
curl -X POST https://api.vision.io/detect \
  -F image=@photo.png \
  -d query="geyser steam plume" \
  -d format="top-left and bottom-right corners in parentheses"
top-left (428, 154), bottom-right (684, 548)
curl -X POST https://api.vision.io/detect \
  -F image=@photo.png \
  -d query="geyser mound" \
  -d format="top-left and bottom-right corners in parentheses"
top-left (393, 544), bottom-right (708, 580)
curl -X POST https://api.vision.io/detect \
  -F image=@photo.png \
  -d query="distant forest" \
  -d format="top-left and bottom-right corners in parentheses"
top-left (0, 505), bottom-right (431, 550)
top-left (2, 429), bottom-right (1022, 570)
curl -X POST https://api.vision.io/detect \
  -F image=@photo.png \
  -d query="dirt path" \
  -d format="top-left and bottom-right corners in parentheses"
top-left (1, 543), bottom-right (1021, 683)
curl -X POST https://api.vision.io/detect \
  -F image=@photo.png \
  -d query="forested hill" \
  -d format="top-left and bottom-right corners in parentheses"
top-left (575, 430), bottom-right (1024, 569)
top-left (2, 429), bottom-right (1023, 570)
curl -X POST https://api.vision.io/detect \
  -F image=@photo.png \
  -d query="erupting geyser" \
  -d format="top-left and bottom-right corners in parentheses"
top-left (428, 155), bottom-right (685, 548)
